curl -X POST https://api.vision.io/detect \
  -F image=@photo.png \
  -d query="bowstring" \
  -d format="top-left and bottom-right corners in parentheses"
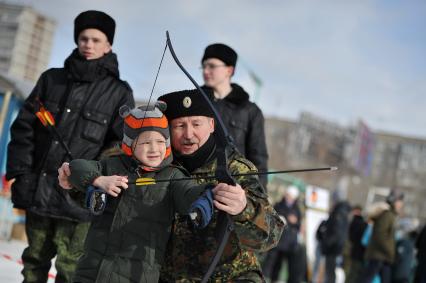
top-left (147, 41), bottom-right (168, 109)
top-left (131, 41), bottom-right (168, 155)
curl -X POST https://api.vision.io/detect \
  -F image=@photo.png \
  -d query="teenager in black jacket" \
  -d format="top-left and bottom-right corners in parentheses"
top-left (200, 43), bottom-right (269, 189)
top-left (6, 10), bottom-right (134, 282)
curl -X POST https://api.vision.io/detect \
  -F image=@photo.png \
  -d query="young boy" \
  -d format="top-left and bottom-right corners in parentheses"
top-left (64, 102), bottom-right (213, 283)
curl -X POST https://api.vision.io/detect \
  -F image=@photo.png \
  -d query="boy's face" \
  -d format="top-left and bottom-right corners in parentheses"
top-left (132, 131), bottom-right (167, 167)
top-left (77, 28), bottom-right (111, 60)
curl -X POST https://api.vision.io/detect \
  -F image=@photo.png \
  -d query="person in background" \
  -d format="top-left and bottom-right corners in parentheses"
top-left (6, 10), bottom-right (134, 282)
top-left (262, 185), bottom-right (304, 283)
top-left (320, 191), bottom-right (351, 283)
top-left (391, 219), bottom-right (418, 283)
top-left (345, 204), bottom-right (368, 283)
top-left (200, 43), bottom-right (269, 189)
top-left (414, 223), bottom-right (426, 283)
top-left (361, 189), bottom-right (405, 283)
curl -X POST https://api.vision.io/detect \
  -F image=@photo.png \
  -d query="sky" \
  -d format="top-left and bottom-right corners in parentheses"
top-left (7, 0), bottom-right (426, 138)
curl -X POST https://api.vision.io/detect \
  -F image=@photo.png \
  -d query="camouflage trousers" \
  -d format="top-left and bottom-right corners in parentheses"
top-left (22, 211), bottom-right (90, 283)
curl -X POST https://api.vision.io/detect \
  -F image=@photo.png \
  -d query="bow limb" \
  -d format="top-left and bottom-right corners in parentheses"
top-left (166, 31), bottom-right (236, 282)
top-left (165, 31), bottom-right (236, 184)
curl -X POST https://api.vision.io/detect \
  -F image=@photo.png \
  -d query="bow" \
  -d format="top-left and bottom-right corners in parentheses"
top-left (165, 31), bottom-right (236, 282)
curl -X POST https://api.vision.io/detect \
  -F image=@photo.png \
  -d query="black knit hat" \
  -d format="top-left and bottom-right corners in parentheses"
top-left (158, 89), bottom-right (214, 121)
top-left (386, 189), bottom-right (404, 204)
top-left (74, 10), bottom-right (116, 45)
top-left (202, 43), bottom-right (238, 67)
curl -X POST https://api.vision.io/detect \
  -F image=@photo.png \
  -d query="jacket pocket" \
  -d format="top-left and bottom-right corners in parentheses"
top-left (81, 110), bottom-right (110, 144)
top-left (11, 173), bottom-right (39, 209)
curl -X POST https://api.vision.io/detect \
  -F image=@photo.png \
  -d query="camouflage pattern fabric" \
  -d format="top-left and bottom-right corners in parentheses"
top-left (160, 152), bottom-right (285, 282)
top-left (22, 211), bottom-right (90, 283)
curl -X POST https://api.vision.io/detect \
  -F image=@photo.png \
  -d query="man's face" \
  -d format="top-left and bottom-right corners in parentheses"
top-left (202, 58), bottom-right (234, 88)
top-left (77, 28), bottom-right (111, 60)
top-left (170, 116), bottom-right (214, 155)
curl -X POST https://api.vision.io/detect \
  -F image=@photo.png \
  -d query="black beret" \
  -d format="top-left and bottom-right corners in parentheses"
top-left (202, 43), bottom-right (238, 67)
top-left (74, 10), bottom-right (115, 45)
top-left (158, 89), bottom-right (214, 121)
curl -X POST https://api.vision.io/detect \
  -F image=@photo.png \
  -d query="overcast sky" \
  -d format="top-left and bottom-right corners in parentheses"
top-left (7, 0), bottom-right (426, 138)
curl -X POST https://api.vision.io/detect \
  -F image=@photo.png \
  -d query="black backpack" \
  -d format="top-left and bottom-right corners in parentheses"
top-left (316, 220), bottom-right (328, 242)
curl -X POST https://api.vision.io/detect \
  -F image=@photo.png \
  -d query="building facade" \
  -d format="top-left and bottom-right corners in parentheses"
top-left (0, 2), bottom-right (55, 82)
top-left (265, 113), bottom-right (426, 222)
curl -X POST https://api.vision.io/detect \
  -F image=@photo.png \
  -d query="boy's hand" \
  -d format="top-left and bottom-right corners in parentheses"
top-left (93, 175), bottom-right (128, 197)
top-left (212, 183), bottom-right (247, 215)
top-left (58, 162), bottom-right (72, 189)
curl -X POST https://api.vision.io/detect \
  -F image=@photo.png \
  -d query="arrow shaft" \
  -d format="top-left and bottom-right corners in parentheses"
top-left (132, 167), bottom-right (336, 185)
top-left (236, 167), bottom-right (337, 177)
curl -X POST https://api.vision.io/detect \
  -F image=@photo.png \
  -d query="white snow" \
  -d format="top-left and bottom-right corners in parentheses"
top-left (0, 239), bottom-right (56, 283)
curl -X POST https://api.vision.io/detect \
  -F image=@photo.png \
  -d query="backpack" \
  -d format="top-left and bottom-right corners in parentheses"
top-left (316, 220), bottom-right (328, 242)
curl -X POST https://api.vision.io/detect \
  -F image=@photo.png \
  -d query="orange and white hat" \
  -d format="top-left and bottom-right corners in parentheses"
top-left (119, 101), bottom-right (172, 168)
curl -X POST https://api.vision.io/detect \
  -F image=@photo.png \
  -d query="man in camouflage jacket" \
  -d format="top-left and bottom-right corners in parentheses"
top-left (158, 89), bottom-right (285, 282)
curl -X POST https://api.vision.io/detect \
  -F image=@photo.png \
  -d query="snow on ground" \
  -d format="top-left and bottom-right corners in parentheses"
top-left (0, 239), bottom-right (56, 283)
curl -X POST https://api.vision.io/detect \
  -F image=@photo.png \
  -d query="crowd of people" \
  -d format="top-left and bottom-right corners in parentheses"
top-left (4, 8), bottom-right (425, 283)
top-left (260, 187), bottom-right (426, 283)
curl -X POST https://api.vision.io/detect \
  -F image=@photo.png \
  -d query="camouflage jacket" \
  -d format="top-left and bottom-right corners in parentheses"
top-left (160, 151), bottom-right (285, 282)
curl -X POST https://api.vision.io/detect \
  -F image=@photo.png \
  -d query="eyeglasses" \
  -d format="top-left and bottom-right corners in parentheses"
top-left (200, 63), bottom-right (227, 70)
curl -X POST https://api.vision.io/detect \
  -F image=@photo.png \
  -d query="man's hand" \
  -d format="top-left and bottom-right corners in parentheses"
top-left (58, 162), bottom-right (72, 189)
top-left (212, 183), bottom-right (247, 215)
top-left (93, 175), bottom-right (128, 197)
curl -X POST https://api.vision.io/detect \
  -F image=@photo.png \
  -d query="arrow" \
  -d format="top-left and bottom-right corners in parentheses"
top-left (131, 166), bottom-right (338, 186)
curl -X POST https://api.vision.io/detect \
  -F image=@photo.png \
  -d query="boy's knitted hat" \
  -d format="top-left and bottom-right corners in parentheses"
top-left (119, 101), bottom-right (172, 168)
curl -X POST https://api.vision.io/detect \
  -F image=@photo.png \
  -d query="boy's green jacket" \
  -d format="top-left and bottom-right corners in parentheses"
top-left (69, 155), bottom-right (206, 283)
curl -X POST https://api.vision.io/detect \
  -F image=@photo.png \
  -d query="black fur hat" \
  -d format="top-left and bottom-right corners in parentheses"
top-left (158, 89), bottom-right (214, 121)
top-left (74, 10), bottom-right (116, 45)
top-left (202, 43), bottom-right (238, 67)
